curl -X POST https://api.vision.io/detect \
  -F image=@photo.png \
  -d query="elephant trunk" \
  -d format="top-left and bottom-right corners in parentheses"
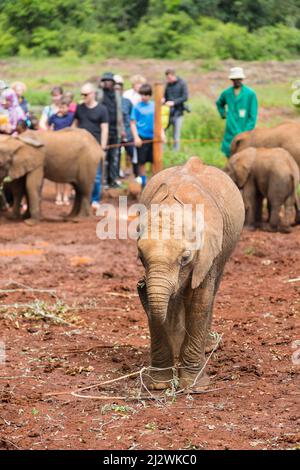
top-left (146, 267), bottom-right (174, 324)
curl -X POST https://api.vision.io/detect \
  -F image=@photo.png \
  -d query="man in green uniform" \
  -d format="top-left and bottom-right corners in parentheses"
top-left (216, 67), bottom-right (258, 157)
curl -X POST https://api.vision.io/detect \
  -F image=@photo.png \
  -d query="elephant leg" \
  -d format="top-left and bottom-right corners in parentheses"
top-left (9, 179), bottom-right (25, 219)
top-left (75, 182), bottom-right (92, 218)
top-left (295, 206), bottom-right (300, 225)
top-left (283, 195), bottom-right (294, 232)
top-left (266, 199), bottom-right (272, 222)
top-left (254, 193), bottom-right (263, 228)
top-left (205, 260), bottom-right (226, 353)
top-left (24, 167), bottom-right (43, 225)
top-left (78, 193), bottom-right (92, 217)
top-left (67, 185), bottom-right (81, 218)
top-left (137, 279), bottom-right (174, 390)
top-left (268, 202), bottom-right (281, 231)
top-left (178, 269), bottom-right (217, 390)
top-left (243, 180), bottom-right (257, 229)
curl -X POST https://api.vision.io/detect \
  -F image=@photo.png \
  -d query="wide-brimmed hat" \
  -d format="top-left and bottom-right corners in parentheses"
top-left (101, 72), bottom-right (115, 82)
top-left (228, 67), bottom-right (246, 80)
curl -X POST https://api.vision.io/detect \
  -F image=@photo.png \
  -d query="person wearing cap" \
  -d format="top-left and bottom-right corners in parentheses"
top-left (216, 67), bottom-right (258, 157)
top-left (96, 72), bottom-right (124, 189)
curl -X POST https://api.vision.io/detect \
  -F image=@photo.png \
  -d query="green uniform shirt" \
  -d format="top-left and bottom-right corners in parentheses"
top-left (216, 84), bottom-right (258, 157)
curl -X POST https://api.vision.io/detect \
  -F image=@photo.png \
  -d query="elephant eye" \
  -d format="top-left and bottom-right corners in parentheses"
top-left (180, 251), bottom-right (192, 266)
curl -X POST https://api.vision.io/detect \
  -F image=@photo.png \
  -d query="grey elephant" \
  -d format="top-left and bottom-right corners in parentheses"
top-left (226, 147), bottom-right (300, 232)
top-left (0, 128), bottom-right (103, 224)
top-left (136, 157), bottom-right (244, 391)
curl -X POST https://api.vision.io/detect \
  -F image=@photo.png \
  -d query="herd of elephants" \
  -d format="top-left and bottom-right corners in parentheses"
top-left (0, 119), bottom-right (299, 391)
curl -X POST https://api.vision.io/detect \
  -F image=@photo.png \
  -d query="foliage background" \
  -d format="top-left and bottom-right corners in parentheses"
top-left (1, 0), bottom-right (300, 60)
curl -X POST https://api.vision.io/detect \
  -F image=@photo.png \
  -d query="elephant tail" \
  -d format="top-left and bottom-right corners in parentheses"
top-left (289, 157), bottom-right (300, 211)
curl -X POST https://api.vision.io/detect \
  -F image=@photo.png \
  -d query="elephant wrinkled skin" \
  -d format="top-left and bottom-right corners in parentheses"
top-left (226, 147), bottom-right (300, 232)
top-left (136, 157), bottom-right (245, 391)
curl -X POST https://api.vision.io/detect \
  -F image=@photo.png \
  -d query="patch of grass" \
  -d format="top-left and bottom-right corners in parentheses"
top-left (163, 94), bottom-right (226, 168)
top-left (101, 404), bottom-right (136, 415)
top-left (244, 247), bottom-right (256, 256)
top-left (0, 300), bottom-right (82, 326)
top-left (255, 82), bottom-right (294, 108)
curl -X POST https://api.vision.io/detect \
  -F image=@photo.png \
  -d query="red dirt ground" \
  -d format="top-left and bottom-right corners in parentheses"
top-left (0, 182), bottom-right (299, 450)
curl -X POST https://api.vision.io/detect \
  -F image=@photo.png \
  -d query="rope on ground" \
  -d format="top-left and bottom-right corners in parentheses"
top-left (44, 335), bottom-right (223, 402)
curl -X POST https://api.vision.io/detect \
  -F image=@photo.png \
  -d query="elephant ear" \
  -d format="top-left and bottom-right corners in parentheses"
top-left (233, 148), bottom-right (256, 188)
top-left (16, 133), bottom-right (44, 148)
top-left (8, 142), bottom-right (44, 180)
top-left (173, 183), bottom-right (223, 290)
top-left (140, 166), bottom-right (178, 206)
top-left (230, 132), bottom-right (247, 155)
top-left (141, 181), bottom-right (170, 207)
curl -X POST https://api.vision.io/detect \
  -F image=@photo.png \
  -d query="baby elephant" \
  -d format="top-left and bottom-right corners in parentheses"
top-left (137, 157), bottom-right (244, 391)
top-left (226, 147), bottom-right (300, 232)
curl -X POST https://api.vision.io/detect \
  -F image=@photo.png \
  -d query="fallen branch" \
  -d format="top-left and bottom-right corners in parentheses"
top-left (2, 279), bottom-right (56, 293)
top-left (108, 292), bottom-right (138, 298)
top-left (0, 288), bottom-right (56, 294)
top-left (45, 369), bottom-right (144, 397)
top-left (61, 343), bottom-right (133, 354)
top-left (285, 276), bottom-right (300, 283)
top-left (0, 437), bottom-right (22, 450)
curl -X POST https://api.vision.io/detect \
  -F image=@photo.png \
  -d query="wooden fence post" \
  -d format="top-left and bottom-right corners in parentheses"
top-left (153, 82), bottom-right (164, 174)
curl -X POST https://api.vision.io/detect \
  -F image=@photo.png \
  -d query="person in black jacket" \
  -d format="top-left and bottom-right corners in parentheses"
top-left (97, 72), bottom-right (124, 189)
top-left (163, 68), bottom-right (188, 151)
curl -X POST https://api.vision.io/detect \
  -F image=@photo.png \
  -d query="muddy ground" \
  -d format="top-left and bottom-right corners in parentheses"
top-left (0, 182), bottom-right (299, 451)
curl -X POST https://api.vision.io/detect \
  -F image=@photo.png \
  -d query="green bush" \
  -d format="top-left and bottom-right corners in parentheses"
top-left (1, 4), bottom-right (300, 61)
top-left (25, 89), bottom-right (50, 106)
top-left (125, 12), bottom-right (195, 58)
top-left (0, 14), bottom-right (18, 56)
top-left (164, 94), bottom-right (226, 169)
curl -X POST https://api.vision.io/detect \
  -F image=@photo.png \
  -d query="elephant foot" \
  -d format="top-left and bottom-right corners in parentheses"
top-left (148, 380), bottom-right (172, 391)
top-left (145, 366), bottom-right (175, 391)
top-left (178, 369), bottom-right (210, 391)
top-left (205, 331), bottom-right (222, 353)
top-left (24, 218), bottom-right (39, 226)
top-left (70, 217), bottom-right (81, 223)
top-left (244, 224), bottom-right (256, 232)
top-left (261, 223), bottom-right (277, 233)
top-left (70, 211), bottom-right (91, 221)
top-left (278, 225), bottom-right (292, 234)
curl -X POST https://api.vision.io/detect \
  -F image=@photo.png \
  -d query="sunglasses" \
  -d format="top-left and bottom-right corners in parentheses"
top-left (81, 92), bottom-right (92, 97)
